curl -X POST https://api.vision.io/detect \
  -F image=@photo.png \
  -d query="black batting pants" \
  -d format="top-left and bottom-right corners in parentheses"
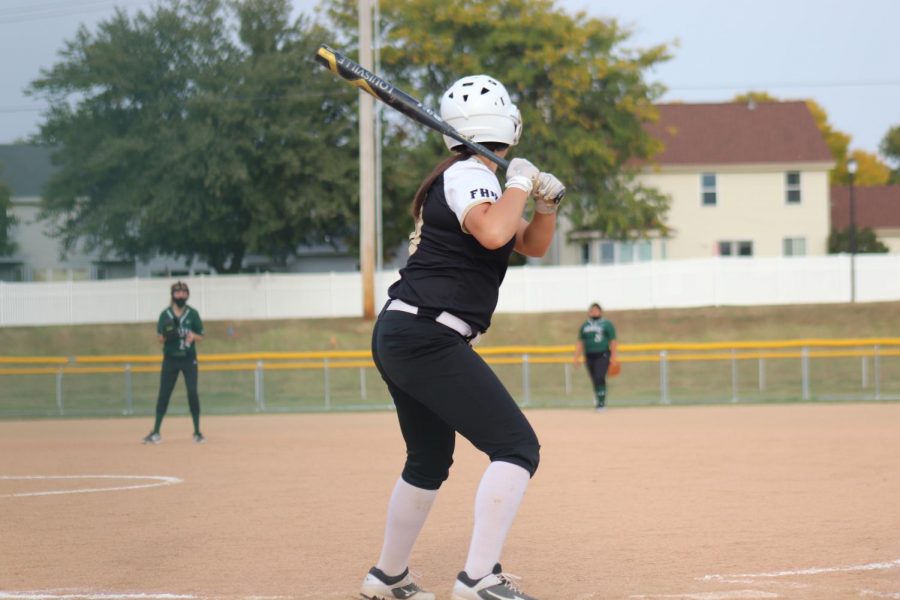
top-left (372, 309), bottom-right (540, 491)
top-left (585, 351), bottom-right (611, 387)
top-left (155, 356), bottom-right (200, 418)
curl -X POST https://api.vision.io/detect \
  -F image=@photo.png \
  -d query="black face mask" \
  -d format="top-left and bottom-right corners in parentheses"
top-left (173, 298), bottom-right (187, 308)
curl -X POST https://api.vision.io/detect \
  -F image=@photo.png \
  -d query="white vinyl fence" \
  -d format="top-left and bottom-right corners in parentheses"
top-left (1, 254), bottom-right (898, 326)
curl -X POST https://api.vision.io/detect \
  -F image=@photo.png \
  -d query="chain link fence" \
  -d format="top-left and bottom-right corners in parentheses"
top-left (2, 339), bottom-right (898, 418)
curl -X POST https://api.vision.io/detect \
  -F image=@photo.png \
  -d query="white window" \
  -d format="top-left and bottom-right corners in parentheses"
top-left (600, 241), bottom-right (615, 264)
top-left (783, 237), bottom-right (806, 256)
top-left (637, 240), bottom-right (653, 261)
top-left (583, 239), bottom-right (656, 265)
top-left (580, 242), bottom-right (591, 265)
top-left (786, 172), bottom-right (801, 204)
top-left (718, 240), bottom-right (754, 257)
top-left (701, 173), bottom-right (717, 206)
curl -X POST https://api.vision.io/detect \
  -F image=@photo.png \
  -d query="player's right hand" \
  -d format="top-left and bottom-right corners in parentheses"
top-left (533, 172), bottom-right (566, 213)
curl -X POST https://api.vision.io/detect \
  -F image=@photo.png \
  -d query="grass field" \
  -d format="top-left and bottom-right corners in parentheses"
top-left (2, 301), bottom-right (900, 355)
top-left (1, 302), bottom-right (898, 418)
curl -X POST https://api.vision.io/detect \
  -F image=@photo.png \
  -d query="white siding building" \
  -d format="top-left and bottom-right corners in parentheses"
top-left (831, 185), bottom-right (900, 254)
top-left (556, 101), bottom-right (835, 265)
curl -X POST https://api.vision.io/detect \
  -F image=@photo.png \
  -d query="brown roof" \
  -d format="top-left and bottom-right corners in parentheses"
top-left (831, 185), bottom-right (900, 229)
top-left (644, 101), bottom-right (833, 166)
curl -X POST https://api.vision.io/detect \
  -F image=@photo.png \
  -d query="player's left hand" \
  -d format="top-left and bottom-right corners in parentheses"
top-left (533, 172), bottom-right (565, 214)
top-left (505, 158), bottom-right (539, 194)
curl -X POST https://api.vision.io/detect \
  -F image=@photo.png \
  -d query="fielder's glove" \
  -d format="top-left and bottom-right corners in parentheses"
top-left (161, 318), bottom-right (180, 342)
top-left (532, 172), bottom-right (566, 214)
top-left (505, 157), bottom-right (539, 195)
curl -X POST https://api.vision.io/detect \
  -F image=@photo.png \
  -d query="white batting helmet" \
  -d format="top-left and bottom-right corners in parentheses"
top-left (439, 75), bottom-right (522, 151)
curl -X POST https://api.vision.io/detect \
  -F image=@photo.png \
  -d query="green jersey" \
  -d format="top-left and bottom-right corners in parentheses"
top-left (157, 305), bottom-right (204, 359)
top-left (578, 318), bottom-right (616, 354)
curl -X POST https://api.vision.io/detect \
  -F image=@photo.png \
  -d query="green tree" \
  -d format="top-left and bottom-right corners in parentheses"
top-left (803, 99), bottom-right (853, 184)
top-left (326, 0), bottom-right (672, 244)
top-left (881, 125), bottom-right (900, 184)
top-left (0, 168), bottom-right (16, 256)
top-left (28, 0), bottom-right (359, 273)
top-left (827, 227), bottom-right (889, 254)
top-left (845, 149), bottom-right (891, 186)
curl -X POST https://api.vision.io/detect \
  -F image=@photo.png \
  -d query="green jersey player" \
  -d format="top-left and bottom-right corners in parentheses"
top-left (573, 303), bottom-right (618, 409)
top-left (143, 281), bottom-right (205, 444)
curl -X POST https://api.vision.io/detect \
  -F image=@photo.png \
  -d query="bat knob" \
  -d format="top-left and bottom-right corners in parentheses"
top-left (315, 44), bottom-right (337, 72)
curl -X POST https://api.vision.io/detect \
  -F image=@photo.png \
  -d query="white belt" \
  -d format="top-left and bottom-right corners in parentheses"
top-left (386, 299), bottom-right (482, 346)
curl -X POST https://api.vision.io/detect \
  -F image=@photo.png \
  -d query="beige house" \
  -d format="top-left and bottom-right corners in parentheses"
top-left (831, 185), bottom-right (900, 253)
top-left (555, 101), bottom-right (835, 265)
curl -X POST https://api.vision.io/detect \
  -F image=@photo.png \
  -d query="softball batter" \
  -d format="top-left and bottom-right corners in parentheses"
top-left (142, 281), bottom-right (205, 444)
top-left (574, 302), bottom-right (618, 410)
top-left (359, 75), bottom-right (564, 600)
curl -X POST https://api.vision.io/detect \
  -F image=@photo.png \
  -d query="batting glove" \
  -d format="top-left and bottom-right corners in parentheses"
top-left (505, 157), bottom-right (539, 195)
top-left (532, 172), bottom-right (566, 214)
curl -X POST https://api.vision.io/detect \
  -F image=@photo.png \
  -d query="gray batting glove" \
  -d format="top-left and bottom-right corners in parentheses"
top-left (533, 172), bottom-right (566, 214)
top-left (505, 157), bottom-right (539, 195)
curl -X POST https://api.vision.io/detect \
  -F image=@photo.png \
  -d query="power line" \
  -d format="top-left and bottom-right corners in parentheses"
top-left (0, 0), bottom-right (150, 25)
top-left (0, 106), bottom-right (45, 114)
top-left (3, 77), bottom-right (899, 115)
top-left (0, 91), bottom-right (350, 114)
top-left (0, 0), bottom-right (124, 16)
top-left (667, 79), bottom-right (900, 92)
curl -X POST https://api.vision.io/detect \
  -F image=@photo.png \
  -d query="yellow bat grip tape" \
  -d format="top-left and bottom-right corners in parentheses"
top-left (317, 46), bottom-right (337, 72)
top-left (317, 46), bottom-right (378, 98)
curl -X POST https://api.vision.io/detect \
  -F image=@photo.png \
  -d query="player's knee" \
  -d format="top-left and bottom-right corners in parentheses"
top-left (490, 439), bottom-right (541, 477)
top-left (401, 451), bottom-right (454, 490)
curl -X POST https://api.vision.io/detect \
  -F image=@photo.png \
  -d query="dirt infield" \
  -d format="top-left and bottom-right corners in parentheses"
top-left (2, 404), bottom-right (899, 600)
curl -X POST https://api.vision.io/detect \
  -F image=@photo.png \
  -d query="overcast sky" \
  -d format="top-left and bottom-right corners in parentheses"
top-left (1, 0), bottom-right (898, 160)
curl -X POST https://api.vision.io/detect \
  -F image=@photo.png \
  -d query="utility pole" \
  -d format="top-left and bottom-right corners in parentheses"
top-left (358, 0), bottom-right (376, 319)
top-left (374, 0), bottom-right (383, 273)
top-left (848, 158), bottom-right (858, 303)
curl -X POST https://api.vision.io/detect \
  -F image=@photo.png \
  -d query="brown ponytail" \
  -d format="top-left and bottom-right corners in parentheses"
top-left (410, 151), bottom-right (472, 218)
top-left (410, 142), bottom-right (509, 218)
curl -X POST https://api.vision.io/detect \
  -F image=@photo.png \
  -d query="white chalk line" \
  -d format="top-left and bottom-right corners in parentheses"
top-left (696, 580), bottom-right (810, 590)
top-left (0, 475), bottom-right (183, 498)
top-left (630, 591), bottom-right (779, 599)
top-left (633, 558), bottom-right (900, 600)
top-left (0, 595), bottom-right (196, 600)
top-left (0, 594), bottom-right (352, 600)
top-left (699, 558), bottom-right (900, 583)
top-left (0, 592), bottom-right (351, 600)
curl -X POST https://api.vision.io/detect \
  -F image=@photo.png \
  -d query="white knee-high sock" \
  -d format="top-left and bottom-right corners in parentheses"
top-left (375, 477), bottom-right (438, 576)
top-left (463, 461), bottom-right (531, 580)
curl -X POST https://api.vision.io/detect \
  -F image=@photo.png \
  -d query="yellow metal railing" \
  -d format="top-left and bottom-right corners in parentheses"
top-left (1, 338), bottom-right (899, 375)
top-left (1, 338), bottom-right (897, 416)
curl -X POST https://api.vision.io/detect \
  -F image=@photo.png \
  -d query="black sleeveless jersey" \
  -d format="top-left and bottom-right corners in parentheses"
top-left (388, 158), bottom-right (516, 333)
